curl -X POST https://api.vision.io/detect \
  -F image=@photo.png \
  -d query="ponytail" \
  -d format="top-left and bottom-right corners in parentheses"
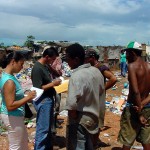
top-left (0, 51), bottom-right (24, 69)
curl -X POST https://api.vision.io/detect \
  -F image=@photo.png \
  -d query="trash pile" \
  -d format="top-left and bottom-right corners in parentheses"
top-left (62, 61), bottom-right (72, 77)
top-left (105, 72), bottom-right (129, 115)
top-left (16, 71), bottom-right (33, 92)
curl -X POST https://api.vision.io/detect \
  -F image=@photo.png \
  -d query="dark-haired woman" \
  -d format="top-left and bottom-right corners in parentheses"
top-left (0, 51), bottom-right (36, 150)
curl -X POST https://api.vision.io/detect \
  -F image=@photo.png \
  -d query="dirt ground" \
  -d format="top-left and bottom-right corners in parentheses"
top-left (0, 71), bottom-right (143, 150)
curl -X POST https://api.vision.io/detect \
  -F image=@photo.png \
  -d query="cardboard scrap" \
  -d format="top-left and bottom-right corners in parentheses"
top-left (116, 98), bottom-right (125, 110)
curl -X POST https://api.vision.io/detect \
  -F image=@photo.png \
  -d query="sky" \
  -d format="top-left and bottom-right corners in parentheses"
top-left (0, 0), bottom-right (150, 46)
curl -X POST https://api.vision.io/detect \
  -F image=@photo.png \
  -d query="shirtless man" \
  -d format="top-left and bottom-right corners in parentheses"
top-left (118, 41), bottom-right (150, 150)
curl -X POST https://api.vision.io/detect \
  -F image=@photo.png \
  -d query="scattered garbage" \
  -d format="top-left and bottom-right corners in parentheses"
top-left (122, 89), bottom-right (129, 96)
top-left (27, 122), bottom-right (36, 128)
top-left (25, 118), bottom-right (36, 128)
top-left (132, 146), bottom-right (143, 150)
top-left (28, 131), bottom-right (36, 143)
top-left (105, 101), bottom-right (110, 108)
top-left (62, 61), bottom-right (72, 77)
top-left (0, 119), bottom-right (7, 136)
top-left (103, 133), bottom-right (109, 137)
top-left (111, 96), bottom-right (120, 104)
top-left (123, 82), bottom-right (129, 88)
top-left (107, 94), bottom-right (127, 114)
top-left (59, 110), bottom-right (68, 117)
top-left (112, 84), bottom-right (118, 90)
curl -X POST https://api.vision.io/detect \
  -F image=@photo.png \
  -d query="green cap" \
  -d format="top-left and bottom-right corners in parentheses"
top-left (125, 41), bottom-right (142, 51)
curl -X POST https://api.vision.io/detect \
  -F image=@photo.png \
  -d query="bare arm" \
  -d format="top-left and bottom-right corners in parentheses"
top-left (4, 80), bottom-right (36, 111)
top-left (141, 94), bottom-right (150, 108)
top-left (41, 79), bottom-right (61, 90)
top-left (103, 70), bottom-right (117, 90)
top-left (134, 94), bottom-right (150, 113)
top-left (134, 94), bottom-right (150, 125)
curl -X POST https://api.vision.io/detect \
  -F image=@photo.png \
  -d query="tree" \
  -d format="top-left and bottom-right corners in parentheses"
top-left (24, 35), bottom-right (35, 49)
top-left (0, 42), bottom-right (5, 48)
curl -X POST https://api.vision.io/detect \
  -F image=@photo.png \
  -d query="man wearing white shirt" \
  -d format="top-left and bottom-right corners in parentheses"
top-left (65, 43), bottom-right (105, 150)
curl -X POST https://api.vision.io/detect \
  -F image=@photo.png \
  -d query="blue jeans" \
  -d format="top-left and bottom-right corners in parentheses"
top-left (66, 124), bottom-right (94, 150)
top-left (33, 96), bottom-right (54, 150)
top-left (125, 63), bottom-right (128, 73)
top-left (121, 62), bottom-right (126, 77)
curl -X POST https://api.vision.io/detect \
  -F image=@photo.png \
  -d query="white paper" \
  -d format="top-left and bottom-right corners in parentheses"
top-left (59, 76), bottom-right (65, 82)
top-left (30, 87), bottom-right (44, 101)
top-left (59, 76), bottom-right (69, 84)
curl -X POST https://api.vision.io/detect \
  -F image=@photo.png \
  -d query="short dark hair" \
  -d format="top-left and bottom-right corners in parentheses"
top-left (0, 51), bottom-right (24, 69)
top-left (66, 43), bottom-right (85, 64)
top-left (43, 47), bottom-right (57, 57)
top-left (126, 48), bottom-right (142, 56)
top-left (85, 49), bottom-right (99, 60)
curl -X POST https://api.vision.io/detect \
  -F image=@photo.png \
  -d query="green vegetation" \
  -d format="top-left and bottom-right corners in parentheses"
top-left (24, 35), bottom-right (35, 49)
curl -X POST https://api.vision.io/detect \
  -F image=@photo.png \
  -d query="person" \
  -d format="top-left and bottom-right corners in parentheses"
top-left (120, 49), bottom-right (127, 77)
top-left (118, 41), bottom-right (150, 150)
top-left (46, 46), bottom-right (63, 78)
top-left (84, 49), bottom-right (117, 147)
top-left (65, 43), bottom-right (105, 150)
top-left (48, 47), bottom-right (63, 131)
top-left (31, 47), bottom-right (61, 150)
top-left (51, 51), bottom-right (63, 77)
top-left (85, 49), bottom-right (117, 90)
top-left (0, 51), bottom-right (36, 150)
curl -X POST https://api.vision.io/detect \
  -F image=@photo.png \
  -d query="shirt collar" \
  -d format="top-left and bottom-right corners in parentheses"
top-left (73, 63), bottom-right (91, 73)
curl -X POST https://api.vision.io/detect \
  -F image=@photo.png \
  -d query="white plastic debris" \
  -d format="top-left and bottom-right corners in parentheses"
top-left (59, 110), bottom-right (68, 117)
top-left (132, 146), bottom-right (143, 150)
top-left (103, 133), bottom-right (109, 137)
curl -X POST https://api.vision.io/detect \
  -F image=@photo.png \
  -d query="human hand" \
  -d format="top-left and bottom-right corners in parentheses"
top-left (139, 115), bottom-right (148, 126)
top-left (27, 90), bottom-right (36, 100)
top-left (133, 105), bottom-right (142, 113)
top-left (52, 79), bottom-right (61, 86)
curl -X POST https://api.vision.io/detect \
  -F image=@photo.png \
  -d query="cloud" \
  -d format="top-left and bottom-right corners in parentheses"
top-left (0, 0), bottom-right (150, 46)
